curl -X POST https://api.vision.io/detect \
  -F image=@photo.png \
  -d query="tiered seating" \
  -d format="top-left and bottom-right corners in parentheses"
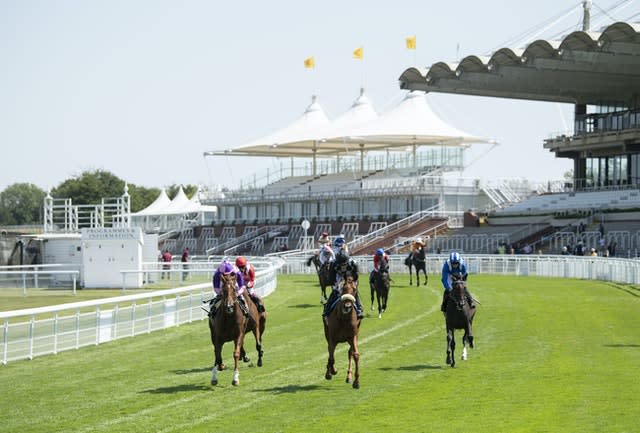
top-left (340, 223), bottom-right (359, 241)
top-left (497, 189), bottom-right (640, 215)
top-left (368, 222), bottom-right (388, 233)
top-left (219, 226), bottom-right (236, 242)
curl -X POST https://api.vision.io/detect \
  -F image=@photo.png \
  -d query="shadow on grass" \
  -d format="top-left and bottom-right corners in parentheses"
top-left (288, 303), bottom-right (317, 309)
top-left (255, 384), bottom-right (323, 394)
top-left (141, 383), bottom-right (211, 394)
top-left (171, 366), bottom-right (212, 375)
top-left (379, 364), bottom-right (443, 372)
top-left (604, 344), bottom-right (640, 348)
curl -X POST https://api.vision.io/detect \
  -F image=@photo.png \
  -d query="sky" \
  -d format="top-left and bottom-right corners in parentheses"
top-left (1, 0), bottom-right (638, 193)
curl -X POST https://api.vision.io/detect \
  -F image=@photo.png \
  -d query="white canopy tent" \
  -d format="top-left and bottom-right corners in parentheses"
top-left (131, 186), bottom-right (217, 233)
top-left (204, 89), bottom-right (493, 174)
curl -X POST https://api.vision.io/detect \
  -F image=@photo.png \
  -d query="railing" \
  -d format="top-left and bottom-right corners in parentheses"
top-left (0, 264), bottom-right (82, 294)
top-left (347, 204), bottom-right (449, 252)
top-left (280, 254), bottom-right (640, 287)
top-left (1, 257), bottom-right (284, 364)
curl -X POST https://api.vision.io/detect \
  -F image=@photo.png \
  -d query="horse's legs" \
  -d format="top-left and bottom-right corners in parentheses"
top-left (376, 291), bottom-right (383, 318)
top-left (253, 318), bottom-right (265, 368)
top-left (446, 328), bottom-right (456, 368)
top-left (351, 337), bottom-right (360, 389)
top-left (422, 268), bottom-right (428, 286)
top-left (408, 266), bottom-right (413, 286)
top-left (346, 347), bottom-right (353, 384)
top-left (325, 340), bottom-right (337, 380)
top-left (370, 283), bottom-right (375, 310)
top-left (211, 338), bottom-right (225, 385)
top-left (231, 333), bottom-right (246, 386)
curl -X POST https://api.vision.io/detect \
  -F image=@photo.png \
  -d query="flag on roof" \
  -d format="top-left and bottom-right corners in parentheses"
top-left (304, 56), bottom-right (315, 68)
top-left (406, 36), bottom-right (416, 50)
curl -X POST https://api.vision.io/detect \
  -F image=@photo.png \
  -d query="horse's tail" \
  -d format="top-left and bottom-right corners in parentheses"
top-left (306, 255), bottom-right (314, 267)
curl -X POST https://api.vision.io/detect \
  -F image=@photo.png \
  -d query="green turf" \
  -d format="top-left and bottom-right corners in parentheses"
top-left (0, 274), bottom-right (638, 433)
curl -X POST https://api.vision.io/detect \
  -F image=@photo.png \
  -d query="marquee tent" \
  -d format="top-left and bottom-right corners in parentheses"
top-left (204, 88), bottom-right (493, 174)
top-left (131, 187), bottom-right (217, 232)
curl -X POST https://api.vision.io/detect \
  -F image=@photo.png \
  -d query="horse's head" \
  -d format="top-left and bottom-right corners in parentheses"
top-left (220, 273), bottom-right (238, 314)
top-left (450, 276), bottom-right (467, 309)
top-left (339, 276), bottom-right (358, 315)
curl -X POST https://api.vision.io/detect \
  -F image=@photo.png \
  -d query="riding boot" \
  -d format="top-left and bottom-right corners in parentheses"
top-left (323, 290), bottom-right (339, 321)
top-left (237, 295), bottom-right (249, 316)
top-left (251, 294), bottom-right (265, 313)
top-left (208, 295), bottom-right (220, 318)
top-left (464, 288), bottom-right (476, 308)
top-left (440, 291), bottom-right (447, 313)
top-left (355, 291), bottom-right (365, 319)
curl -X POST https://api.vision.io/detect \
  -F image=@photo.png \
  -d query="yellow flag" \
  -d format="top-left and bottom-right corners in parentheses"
top-left (352, 47), bottom-right (363, 60)
top-left (406, 35), bottom-right (416, 50)
top-left (304, 56), bottom-right (315, 69)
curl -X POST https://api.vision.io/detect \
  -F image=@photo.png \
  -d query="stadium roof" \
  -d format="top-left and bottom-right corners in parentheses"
top-left (203, 89), bottom-right (492, 161)
top-left (398, 21), bottom-right (640, 106)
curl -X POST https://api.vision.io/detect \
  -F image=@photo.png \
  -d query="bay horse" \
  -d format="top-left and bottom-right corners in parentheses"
top-left (323, 275), bottom-right (361, 389)
top-left (444, 275), bottom-right (476, 368)
top-left (209, 273), bottom-right (266, 386)
top-left (306, 252), bottom-right (332, 304)
top-left (407, 246), bottom-right (428, 286)
top-left (370, 260), bottom-right (390, 318)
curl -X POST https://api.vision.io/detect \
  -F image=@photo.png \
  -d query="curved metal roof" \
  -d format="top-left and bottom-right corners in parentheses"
top-left (399, 21), bottom-right (640, 105)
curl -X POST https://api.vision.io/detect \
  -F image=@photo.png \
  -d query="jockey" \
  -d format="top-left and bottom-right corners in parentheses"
top-left (323, 248), bottom-right (364, 321)
top-left (333, 234), bottom-right (347, 254)
top-left (318, 242), bottom-right (335, 267)
top-left (235, 256), bottom-right (265, 313)
top-left (369, 248), bottom-right (390, 286)
top-left (412, 237), bottom-right (425, 254)
top-left (209, 259), bottom-right (247, 317)
top-left (440, 251), bottom-right (475, 313)
top-left (318, 231), bottom-right (330, 246)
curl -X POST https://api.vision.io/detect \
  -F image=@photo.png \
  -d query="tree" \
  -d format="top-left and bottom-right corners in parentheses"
top-left (0, 183), bottom-right (46, 225)
top-left (51, 170), bottom-right (159, 212)
top-left (52, 170), bottom-right (125, 205)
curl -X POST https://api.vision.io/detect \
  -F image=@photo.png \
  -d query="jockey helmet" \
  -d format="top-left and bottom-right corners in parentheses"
top-left (335, 249), bottom-right (350, 264)
top-left (376, 248), bottom-right (385, 256)
top-left (235, 256), bottom-right (247, 268)
top-left (449, 252), bottom-right (461, 265)
top-left (321, 231), bottom-right (328, 237)
top-left (415, 237), bottom-right (424, 245)
top-left (334, 236), bottom-right (346, 247)
top-left (218, 260), bottom-right (234, 274)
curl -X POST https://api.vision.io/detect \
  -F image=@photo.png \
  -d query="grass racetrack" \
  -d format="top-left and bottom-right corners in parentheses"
top-left (1, 273), bottom-right (639, 433)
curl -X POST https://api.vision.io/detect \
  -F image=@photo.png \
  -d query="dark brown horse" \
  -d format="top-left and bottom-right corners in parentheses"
top-left (370, 261), bottom-right (390, 318)
top-left (306, 252), bottom-right (332, 304)
top-left (444, 275), bottom-right (476, 368)
top-left (323, 275), bottom-right (361, 389)
top-left (209, 273), bottom-right (266, 386)
top-left (407, 246), bottom-right (428, 286)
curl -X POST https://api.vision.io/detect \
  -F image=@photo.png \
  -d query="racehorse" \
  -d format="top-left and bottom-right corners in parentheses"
top-left (444, 275), bottom-right (476, 368)
top-left (323, 275), bottom-right (361, 389)
top-left (370, 260), bottom-right (390, 318)
top-left (209, 273), bottom-right (266, 386)
top-left (306, 252), bottom-right (332, 304)
top-left (406, 246), bottom-right (428, 286)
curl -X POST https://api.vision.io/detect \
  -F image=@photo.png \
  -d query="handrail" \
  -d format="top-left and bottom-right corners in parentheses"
top-left (347, 204), bottom-right (446, 251)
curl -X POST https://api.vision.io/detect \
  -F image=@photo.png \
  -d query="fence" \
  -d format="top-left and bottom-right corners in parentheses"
top-left (281, 253), bottom-right (640, 285)
top-left (1, 257), bottom-right (284, 364)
